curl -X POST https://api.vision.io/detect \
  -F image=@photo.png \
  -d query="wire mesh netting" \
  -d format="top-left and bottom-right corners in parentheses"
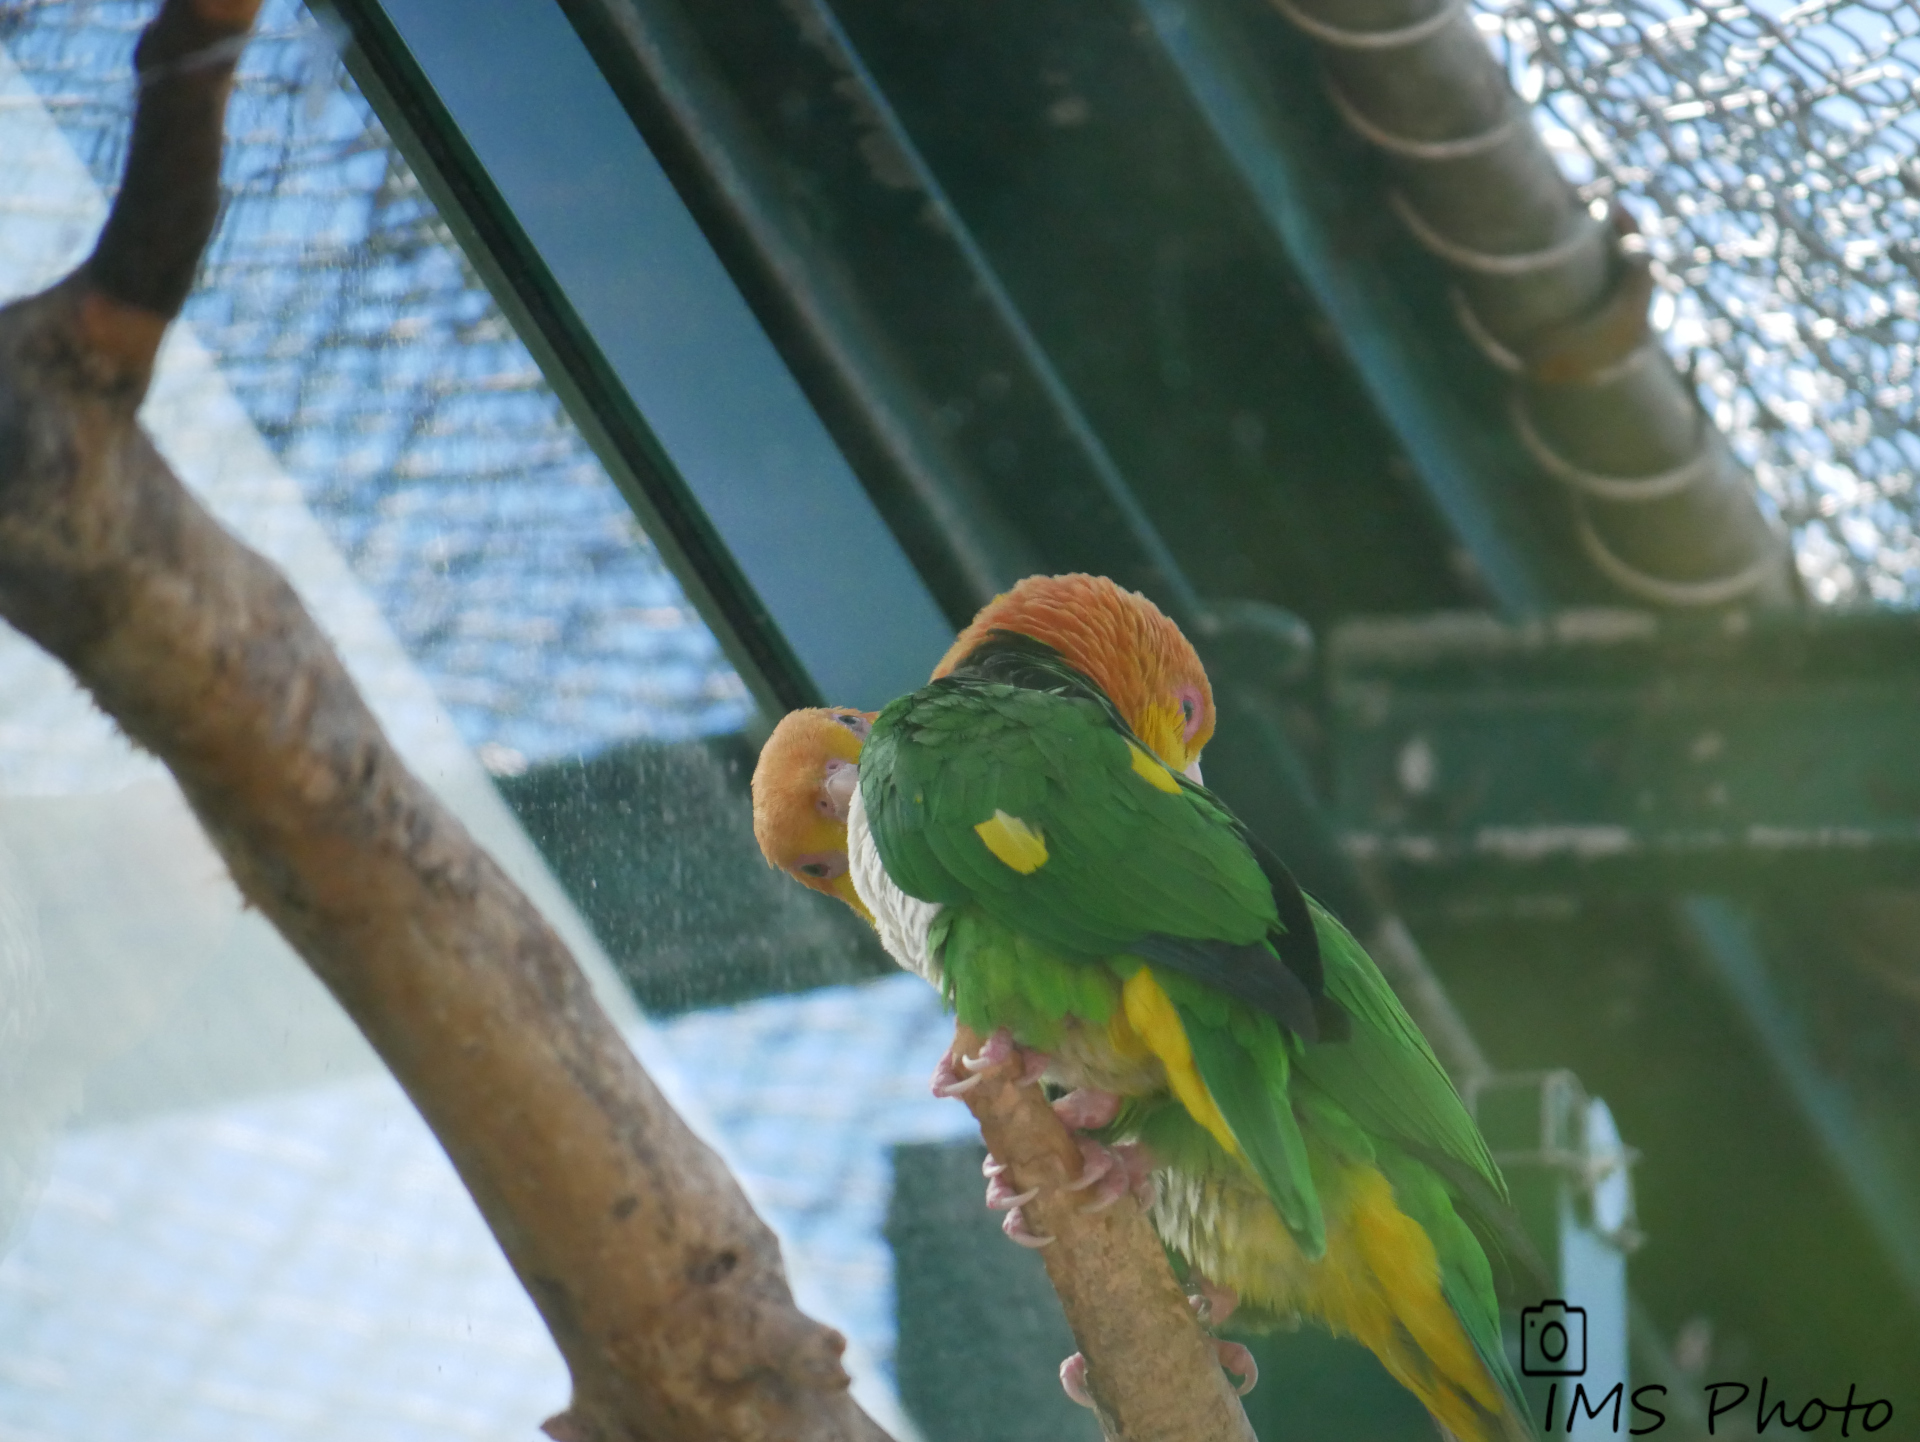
top-left (4, 1), bottom-right (1917, 625)
top-left (1480, 0), bottom-right (1920, 603)
top-left (0, 0), bottom-right (751, 765)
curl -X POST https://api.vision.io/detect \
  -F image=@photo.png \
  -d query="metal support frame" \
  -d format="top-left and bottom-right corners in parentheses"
top-left (320, 0), bottom-right (955, 715)
top-left (1330, 607), bottom-right (1920, 895)
top-left (1473, 1071), bottom-right (1638, 1430)
top-left (1681, 898), bottom-right (1920, 1308)
top-left (1132, 0), bottom-right (1569, 614)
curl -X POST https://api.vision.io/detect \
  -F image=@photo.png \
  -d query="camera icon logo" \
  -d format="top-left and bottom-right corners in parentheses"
top-left (1520, 1300), bottom-right (1588, 1377)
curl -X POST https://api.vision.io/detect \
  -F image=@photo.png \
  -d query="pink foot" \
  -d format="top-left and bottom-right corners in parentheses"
top-left (1064, 1137), bottom-right (1157, 1213)
top-left (1215, 1340), bottom-right (1258, 1396)
top-left (984, 1165), bottom-right (1053, 1248)
top-left (930, 1027), bottom-right (1049, 1098)
top-left (1060, 1352), bottom-right (1094, 1409)
top-left (1063, 1343), bottom-right (1245, 1406)
top-left (1188, 1276), bottom-right (1240, 1327)
top-left (1051, 1087), bottom-right (1123, 1130)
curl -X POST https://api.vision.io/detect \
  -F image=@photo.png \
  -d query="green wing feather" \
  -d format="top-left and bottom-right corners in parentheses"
top-left (863, 682), bottom-right (1279, 956)
top-left (1299, 906), bottom-right (1533, 1433)
top-left (1373, 1141), bottom-right (1535, 1432)
top-left (863, 678), bottom-right (1327, 1250)
top-left (1166, 974), bottom-right (1325, 1255)
top-left (864, 675), bottom-right (1520, 1306)
top-left (1298, 905), bottom-right (1505, 1200)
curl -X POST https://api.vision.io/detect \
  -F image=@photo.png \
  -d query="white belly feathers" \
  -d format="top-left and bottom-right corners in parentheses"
top-left (846, 784), bottom-right (944, 988)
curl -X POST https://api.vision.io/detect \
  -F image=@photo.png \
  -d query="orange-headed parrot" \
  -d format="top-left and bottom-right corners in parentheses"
top-left (752, 574), bottom-right (1534, 1442)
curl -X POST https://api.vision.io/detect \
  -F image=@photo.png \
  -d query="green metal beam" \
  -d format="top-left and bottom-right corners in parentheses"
top-left (1331, 606), bottom-right (1920, 1322)
top-left (1680, 898), bottom-right (1920, 1309)
top-left (1329, 607), bottom-right (1920, 895)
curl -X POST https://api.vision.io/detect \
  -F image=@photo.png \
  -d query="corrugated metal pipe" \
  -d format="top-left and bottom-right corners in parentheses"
top-left (1267, 0), bottom-right (1799, 608)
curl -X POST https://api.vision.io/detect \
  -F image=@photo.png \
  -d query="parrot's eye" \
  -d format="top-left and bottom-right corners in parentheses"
top-left (792, 851), bottom-right (848, 882)
top-left (1176, 685), bottom-right (1205, 742)
top-left (834, 713), bottom-right (872, 741)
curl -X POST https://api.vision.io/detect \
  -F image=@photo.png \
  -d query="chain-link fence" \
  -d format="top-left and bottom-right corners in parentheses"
top-left (1, 0), bottom-right (751, 766)
top-left (1482, 0), bottom-right (1920, 604)
top-left (4, 0), bottom-right (1917, 630)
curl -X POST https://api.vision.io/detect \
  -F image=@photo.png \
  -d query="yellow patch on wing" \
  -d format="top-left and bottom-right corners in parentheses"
top-left (1120, 969), bottom-right (1240, 1158)
top-left (975, 809), bottom-right (1049, 873)
top-left (1127, 740), bottom-right (1182, 794)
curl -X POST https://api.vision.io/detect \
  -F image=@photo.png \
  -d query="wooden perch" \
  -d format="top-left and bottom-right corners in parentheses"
top-left (0, 6), bottom-right (886, 1440)
top-left (951, 1024), bottom-right (1258, 1442)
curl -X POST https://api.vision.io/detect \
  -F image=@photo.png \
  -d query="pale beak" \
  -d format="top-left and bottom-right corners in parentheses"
top-left (1183, 758), bottom-right (1204, 785)
top-left (821, 758), bottom-right (859, 820)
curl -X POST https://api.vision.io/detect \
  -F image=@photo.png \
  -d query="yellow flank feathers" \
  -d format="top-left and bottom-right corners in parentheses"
top-left (1324, 1167), bottom-right (1502, 1442)
top-left (975, 809), bottom-right (1049, 872)
top-left (1120, 969), bottom-right (1240, 1157)
top-left (1166, 1160), bottom-right (1509, 1442)
top-left (1127, 740), bottom-right (1182, 794)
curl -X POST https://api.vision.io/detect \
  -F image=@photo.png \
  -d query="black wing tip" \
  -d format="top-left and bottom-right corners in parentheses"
top-left (1132, 932), bottom-right (1324, 1043)
top-left (1313, 993), bottom-right (1352, 1043)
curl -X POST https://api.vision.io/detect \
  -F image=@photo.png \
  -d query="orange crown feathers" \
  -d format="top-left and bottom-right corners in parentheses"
top-left (934, 574), bottom-right (1215, 773)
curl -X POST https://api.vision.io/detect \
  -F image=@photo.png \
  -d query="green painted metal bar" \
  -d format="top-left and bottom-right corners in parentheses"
top-left (1330, 607), bottom-right (1920, 893)
top-left (1331, 606), bottom-right (1920, 1322)
top-left (1680, 898), bottom-right (1920, 1309)
top-left (551, 0), bottom-right (1042, 624)
top-left (319, 0), bottom-right (955, 714)
top-left (1132, 0), bottom-right (1573, 615)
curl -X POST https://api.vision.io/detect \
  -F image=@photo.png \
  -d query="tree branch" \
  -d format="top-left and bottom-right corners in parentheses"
top-left (951, 1024), bottom-right (1259, 1442)
top-left (0, 5), bottom-right (889, 1439)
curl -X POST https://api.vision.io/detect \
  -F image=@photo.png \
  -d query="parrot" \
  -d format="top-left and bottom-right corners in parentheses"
top-left (751, 704), bottom-right (877, 924)
top-left (750, 574), bottom-right (1536, 1442)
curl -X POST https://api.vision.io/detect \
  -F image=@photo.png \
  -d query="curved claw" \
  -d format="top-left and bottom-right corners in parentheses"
top-left (985, 1174), bottom-right (1041, 1212)
top-left (935, 1028), bottom-right (1051, 1094)
top-left (1062, 1137), bottom-right (1116, 1192)
top-left (1060, 1138), bottom-right (1157, 1213)
top-left (1215, 1340), bottom-right (1258, 1396)
top-left (961, 1028), bottom-right (1016, 1073)
top-left (1066, 1139), bottom-right (1132, 1214)
top-left (930, 1050), bottom-right (983, 1098)
top-left (1003, 1207), bottom-right (1054, 1248)
top-left (1077, 1180), bottom-right (1130, 1215)
top-left (1189, 1276), bottom-right (1241, 1328)
top-left (1060, 1352), bottom-right (1094, 1409)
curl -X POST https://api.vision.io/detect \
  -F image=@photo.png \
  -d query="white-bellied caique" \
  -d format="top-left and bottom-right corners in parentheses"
top-left (751, 574), bottom-right (1534, 1442)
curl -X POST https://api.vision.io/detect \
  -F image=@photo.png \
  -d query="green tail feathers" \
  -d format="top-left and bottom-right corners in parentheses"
top-left (1175, 996), bottom-right (1326, 1260)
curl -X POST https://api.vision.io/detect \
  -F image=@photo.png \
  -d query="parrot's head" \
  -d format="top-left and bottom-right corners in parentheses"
top-left (751, 706), bottom-right (876, 922)
top-left (935, 572), bottom-right (1215, 781)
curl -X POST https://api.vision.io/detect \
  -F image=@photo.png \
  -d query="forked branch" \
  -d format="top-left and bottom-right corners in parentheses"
top-left (0, 5), bottom-right (884, 1439)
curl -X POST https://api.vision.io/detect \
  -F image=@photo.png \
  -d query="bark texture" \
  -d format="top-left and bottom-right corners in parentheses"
top-left (950, 1024), bottom-right (1259, 1442)
top-left (0, 5), bottom-right (886, 1440)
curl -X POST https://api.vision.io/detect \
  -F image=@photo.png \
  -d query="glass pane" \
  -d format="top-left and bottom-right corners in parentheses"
top-left (0, 5), bottom-right (951, 1439)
